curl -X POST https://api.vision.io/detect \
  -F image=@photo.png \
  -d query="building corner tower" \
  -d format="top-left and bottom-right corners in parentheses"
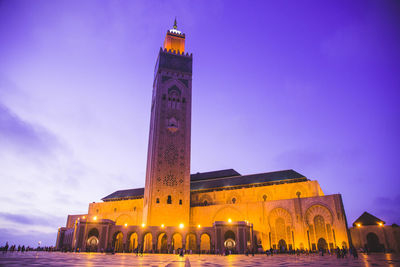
top-left (143, 21), bottom-right (192, 227)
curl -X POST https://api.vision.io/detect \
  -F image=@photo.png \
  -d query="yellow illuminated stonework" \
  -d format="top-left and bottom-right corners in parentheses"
top-left (56, 21), bottom-right (350, 254)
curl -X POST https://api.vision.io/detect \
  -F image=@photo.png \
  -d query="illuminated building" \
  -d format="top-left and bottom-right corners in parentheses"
top-left (56, 21), bottom-right (350, 254)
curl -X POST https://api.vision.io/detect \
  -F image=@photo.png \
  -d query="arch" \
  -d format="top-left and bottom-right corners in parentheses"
top-left (258, 189), bottom-right (273, 202)
top-left (268, 207), bottom-right (293, 227)
top-left (115, 214), bottom-right (134, 225)
top-left (226, 192), bottom-right (241, 204)
top-left (224, 230), bottom-right (235, 241)
top-left (186, 233), bottom-right (197, 251)
top-left (199, 194), bottom-right (213, 206)
top-left (317, 238), bottom-right (328, 251)
top-left (112, 231), bottom-right (124, 253)
top-left (290, 184), bottom-right (308, 198)
top-left (162, 78), bottom-right (188, 90)
top-left (275, 217), bottom-right (286, 243)
top-left (172, 233), bottom-right (183, 251)
top-left (87, 236), bottom-right (99, 252)
top-left (88, 228), bottom-right (99, 238)
top-left (167, 85), bottom-right (182, 97)
top-left (128, 232), bottom-right (138, 252)
top-left (305, 204), bottom-right (333, 226)
top-left (212, 206), bottom-right (245, 222)
top-left (314, 215), bottom-right (327, 240)
top-left (143, 232), bottom-right (153, 253)
top-left (200, 233), bottom-right (211, 253)
top-left (157, 232), bottom-right (168, 253)
top-left (366, 232), bottom-right (380, 252)
top-left (278, 239), bottom-right (287, 251)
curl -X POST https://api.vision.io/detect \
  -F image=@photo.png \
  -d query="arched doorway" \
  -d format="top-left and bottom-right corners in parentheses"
top-left (278, 239), bottom-right (287, 252)
top-left (143, 232), bottom-right (153, 253)
top-left (128, 232), bottom-right (138, 252)
top-left (317, 238), bottom-right (328, 251)
top-left (224, 230), bottom-right (236, 251)
top-left (157, 233), bottom-right (168, 253)
top-left (367, 232), bottom-right (381, 252)
top-left (113, 232), bottom-right (124, 253)
top-left (87, 228), bottom-right (99, 252)
top-left (172, 233), bottom-right (183, 252)
top-left (186, 233), bottom-right (197, 252)
top-left (200, 233), bottom-right (211, 253)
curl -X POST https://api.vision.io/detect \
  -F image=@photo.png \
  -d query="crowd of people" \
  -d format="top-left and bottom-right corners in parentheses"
top-left (0, 241), bottom-right (368, 259)
top-left (0, 242), bottom-right (56, 253)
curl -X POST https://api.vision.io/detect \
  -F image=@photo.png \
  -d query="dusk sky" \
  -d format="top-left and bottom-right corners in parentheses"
top-left (1, 0), bottom-right (399, 247)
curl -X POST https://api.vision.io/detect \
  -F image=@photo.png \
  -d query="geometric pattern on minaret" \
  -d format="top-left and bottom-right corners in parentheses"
top-left (143, 21), bottom-right (192, 227)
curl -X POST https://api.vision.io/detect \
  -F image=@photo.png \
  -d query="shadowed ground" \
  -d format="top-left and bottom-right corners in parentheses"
top-left (0, 252), bottom-right (399, 266)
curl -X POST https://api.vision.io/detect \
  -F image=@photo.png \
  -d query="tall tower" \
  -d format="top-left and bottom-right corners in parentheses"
top-left (143, 21), bottom-right (192, 227)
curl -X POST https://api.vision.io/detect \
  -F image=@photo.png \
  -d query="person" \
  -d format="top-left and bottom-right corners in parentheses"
top-left (352, 248), bottom-right (358, 259)
top-left (336, 247), bottom-right (341, 258)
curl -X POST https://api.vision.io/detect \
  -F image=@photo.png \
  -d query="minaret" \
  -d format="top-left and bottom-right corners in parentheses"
top-left (143, 20), bottom-right (192, 227)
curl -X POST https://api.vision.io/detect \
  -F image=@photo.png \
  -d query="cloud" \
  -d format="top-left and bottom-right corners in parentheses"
top-left (0, 212), bottom-right (63, 228)
top-left (371, 195), bottom-right (400, 225)
top-left (0, 101), bottom-right (60, 157)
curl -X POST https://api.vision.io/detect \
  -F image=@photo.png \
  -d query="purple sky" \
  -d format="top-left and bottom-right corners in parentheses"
top-left (0, 0), bottom-right (399, 247)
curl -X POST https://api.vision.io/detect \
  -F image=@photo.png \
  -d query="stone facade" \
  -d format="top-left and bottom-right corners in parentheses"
top-left (56, 22), bottom-right (350, 253)
top-left (349, 212), bottom-right (400, 253)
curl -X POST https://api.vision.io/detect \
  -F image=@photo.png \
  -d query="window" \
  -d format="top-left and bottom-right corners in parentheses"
top-left (179, 199), bottom-right (182, 205)
top-left (133, 207), bottom-right (136, 211)
top-left (167, 195), bottom-right (172, 204)
top-left (296, 191), bottom-right (301, 198)
top-left (156, 198), bottom-right (160, 203)
top-left (263, 195), bottom-right (267, 201)
top-left (114, 208), bottom-right (117, 212)
top-left (203, 200), bottom-right (208, 206)
top-left (232, 198), bottom-right (236, 204)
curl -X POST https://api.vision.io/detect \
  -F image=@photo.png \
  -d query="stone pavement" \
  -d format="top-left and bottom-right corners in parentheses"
top-left (0, 252), bottom-right (399, 266)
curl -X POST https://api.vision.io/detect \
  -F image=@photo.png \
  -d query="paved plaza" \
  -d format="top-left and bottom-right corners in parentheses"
top-left (0, 252), bottom-right (400, 267)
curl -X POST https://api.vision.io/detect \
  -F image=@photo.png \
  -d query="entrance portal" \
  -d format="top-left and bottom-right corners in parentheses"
top-left (278, 239), bottom-right (287, 252)
top-left (367, 232), bottom-right (381, 252)
top-left (317, 238), bottom-right (328, 251)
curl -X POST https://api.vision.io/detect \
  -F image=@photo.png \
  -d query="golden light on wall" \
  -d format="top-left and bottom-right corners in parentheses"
top-left (197, 224), bottom-right (201, 228)
top-left (93, 216), bottom-right (97, 221)
top-left (356, 223), bottom-right (361, 227)
top-left (378, 222), bottom-right (383, 226)
top-left (179, 223), bottom-right (184, 229)
top-left (161, 224), bottom-right (165, 228)
top-left (124, 223), bottom-right (128, 227)
top-left (228, 218), bottom-right (232, 223)
top-left (82, 216), bottom-right (85, 219)
top-left (141, 223), bottom-right (146, 228)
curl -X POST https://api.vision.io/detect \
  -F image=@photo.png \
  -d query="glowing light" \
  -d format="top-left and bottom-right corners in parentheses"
top-left (82, 216), bottom-right (85, 219)
top-left (93, 216), bottom-right (97, 221)
top-left (124, 223), bottom-right (128, 227)
top-left (378, 222), bottom-right (383, 226)
top-left (197, 224), bottom-right (201, 228)
top-left (356, 223), bottom-right (361, 227)
top-left (228, 218), bottom-right (232, 223)
top-left (179, 223), bottom-right (184, 229)
top-left (141, 223), bottom-right (146, 228)
top-left (161, 224), bottom-right (165, 228)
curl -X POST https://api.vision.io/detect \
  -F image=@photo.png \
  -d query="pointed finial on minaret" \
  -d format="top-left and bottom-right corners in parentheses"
top-left (173, 17), bottom-right (177, 29)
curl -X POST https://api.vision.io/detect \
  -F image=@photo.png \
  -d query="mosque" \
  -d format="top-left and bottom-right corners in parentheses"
top-left (55, 21), bottom-right (350, 254)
